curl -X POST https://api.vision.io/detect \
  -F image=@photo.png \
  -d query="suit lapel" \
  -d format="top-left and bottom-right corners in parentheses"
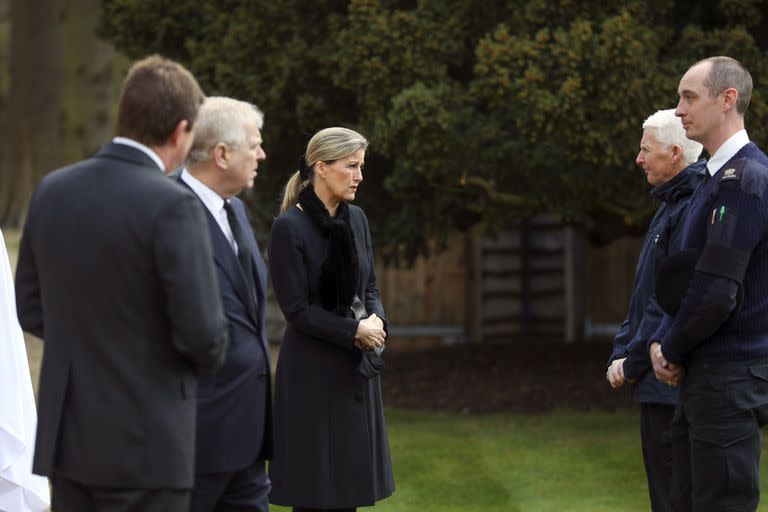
top-left (251, 241), bottom-right (270, 355)
top-left (238, 210), bottom-right (270, 355)
top-left (237, 206), bottom-right (267, 323)
top-left (231, 201), bottom-right (264, 329)
top-left (176, 177), bottom-right (260, 327)
top-left (206, 213), bottom-right (257, 315)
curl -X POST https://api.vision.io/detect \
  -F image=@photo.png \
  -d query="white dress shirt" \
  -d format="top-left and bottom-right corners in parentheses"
top-left (0, 229), bottom-right (51, 512)
top-left (112, 136), bottom-right (166, 172)
top-left (180, 169), bottom-right (239, 254)
top-left (706, 129), bottom-right (750, 176)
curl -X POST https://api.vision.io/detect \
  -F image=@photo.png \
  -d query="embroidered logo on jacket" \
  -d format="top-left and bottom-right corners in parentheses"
top-left (721, 168), bottom-right (738, 181)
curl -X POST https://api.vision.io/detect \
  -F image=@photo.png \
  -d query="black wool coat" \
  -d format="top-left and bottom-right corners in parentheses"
top-left (267, 204), bottom-right (395, 509)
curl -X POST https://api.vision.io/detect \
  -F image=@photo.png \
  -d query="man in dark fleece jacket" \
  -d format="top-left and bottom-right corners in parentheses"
top-left (607, 108), bottom-right (704, 512)
top-left (650, 56), bottom-right (768, 512)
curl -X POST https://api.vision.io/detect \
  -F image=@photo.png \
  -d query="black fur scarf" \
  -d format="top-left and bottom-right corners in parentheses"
top-left (298, 185), bottom-right (359, 315)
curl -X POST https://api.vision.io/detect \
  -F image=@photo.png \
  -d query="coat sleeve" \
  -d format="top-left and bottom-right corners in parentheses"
top-left (623, 295), bottom-right (665, 379)
top-left (15, 191), bottom-right (44, 339)
top-left (153, 193), bottom-right (229, 371)
top-left (608, 319), bottom-right (631, 365)
top-left (359, 210), bottom-right (390, 334)
top-left (624, 201), bottom-right (691, 379)
top-left (269, 214), bottom-right (359, 351)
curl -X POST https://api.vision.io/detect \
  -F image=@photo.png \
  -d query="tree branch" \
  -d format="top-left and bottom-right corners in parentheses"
top-left (597, 202), bottom-right (657, 226)
top-left (461, 175), bottom-right (537, 207)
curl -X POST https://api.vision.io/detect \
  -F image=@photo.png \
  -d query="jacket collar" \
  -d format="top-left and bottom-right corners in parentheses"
top-left (651, 159), bottom-right (707, 204)
top-left (94, 141), bottom-right (163, 171)
top-left (112, 137), bottom-right (165, 171)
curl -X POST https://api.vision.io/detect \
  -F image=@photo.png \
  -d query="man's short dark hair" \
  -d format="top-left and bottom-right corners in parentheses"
top-left (116, 55), bottom-right (205, 145)
top-left (696, 56), bottom-right (753, 116)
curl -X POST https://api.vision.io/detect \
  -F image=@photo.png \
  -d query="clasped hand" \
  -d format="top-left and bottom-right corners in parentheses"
top-left (649, 342), bottom-right (684, 386)
top-left (354, 313), bottom-right (386, 351)
top-left (606, 358), bottom-right (627, 388)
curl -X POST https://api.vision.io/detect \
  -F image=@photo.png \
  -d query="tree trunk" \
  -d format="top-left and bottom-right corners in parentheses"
top-left (0, 0), bottom-right (122, 227)
top-left (0, 0), bottom-right (10, 221)
top-left (0, 0), bottom-right (62, 227)
top-left (58, 0), bottom-right (121, 165)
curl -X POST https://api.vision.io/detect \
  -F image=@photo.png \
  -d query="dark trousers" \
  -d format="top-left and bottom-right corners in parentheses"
top-left (191, 460), bottom-right (270, 512)
top-left (640, 403), bottom-right (676, 512)
top-left (672, 359), bottom-right (768, 512)
top-left (51, 476), bottom-right (190, 512)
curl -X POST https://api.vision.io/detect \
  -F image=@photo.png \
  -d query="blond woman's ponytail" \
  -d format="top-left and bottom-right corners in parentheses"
top-left (280, 171), bottom-right (307, 213)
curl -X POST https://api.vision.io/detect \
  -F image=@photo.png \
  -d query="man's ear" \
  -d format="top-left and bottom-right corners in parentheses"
top-left (671, 144), bottom-right (682, 164)
top-left (170, 119), bottom-right (190, 146)
top-left (721, 87), bottom-right (738, 111)
top-left (212, 143), bottom-right (228, 169)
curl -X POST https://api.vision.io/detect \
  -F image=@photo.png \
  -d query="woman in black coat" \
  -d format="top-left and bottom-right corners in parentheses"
top-left (268, 127), bottom-right (394, 512)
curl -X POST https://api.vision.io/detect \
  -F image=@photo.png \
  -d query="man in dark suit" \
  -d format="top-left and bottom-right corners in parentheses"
top-left (180, 97), bottom-right (272, 512)
top-left (14, 55), bottom-right (229, 512)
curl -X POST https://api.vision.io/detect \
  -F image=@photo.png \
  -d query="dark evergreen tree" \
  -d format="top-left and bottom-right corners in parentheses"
top-left (100, 0), bottom-right (768, 261)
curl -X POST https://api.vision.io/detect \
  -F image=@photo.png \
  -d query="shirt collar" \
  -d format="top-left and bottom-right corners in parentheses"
top-left (180, 168), bottom-right (226, 215)
top-left (706, 129), bottom-right (749, 176)
top-left (112, 137), bottom-right (166, 172)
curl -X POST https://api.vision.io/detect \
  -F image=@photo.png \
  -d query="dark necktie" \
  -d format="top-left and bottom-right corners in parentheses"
top-left (223, 201), bottom-right (256, 300)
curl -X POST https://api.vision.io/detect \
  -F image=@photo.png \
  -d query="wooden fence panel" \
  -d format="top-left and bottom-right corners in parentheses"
top-left (475, 216), bottom-right (566, 342)
top-left (376, 233), bottom-right (469, 327)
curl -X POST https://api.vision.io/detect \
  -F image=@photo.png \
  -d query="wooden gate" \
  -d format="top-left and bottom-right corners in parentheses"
top-left (471, 216), bottom-right (571, 342)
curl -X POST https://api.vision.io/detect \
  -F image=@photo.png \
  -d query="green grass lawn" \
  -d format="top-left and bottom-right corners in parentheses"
top-left (272, 408), bottom-right (768, 512)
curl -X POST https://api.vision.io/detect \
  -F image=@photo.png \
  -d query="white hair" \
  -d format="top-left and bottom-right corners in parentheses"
top-left (642, 109), bottom-right (703, 164)
top-left (186, 96), bottom-right (264, 165)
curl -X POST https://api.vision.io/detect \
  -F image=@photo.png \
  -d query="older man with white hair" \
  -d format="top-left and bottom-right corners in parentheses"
top-left (0, 229), bottom-right (50, 512)
top-left (606, 108), bottom-right (704, 512)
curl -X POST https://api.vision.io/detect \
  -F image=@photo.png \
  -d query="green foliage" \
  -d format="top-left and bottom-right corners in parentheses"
top-left (100, 0), bottom-right (768, 261)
